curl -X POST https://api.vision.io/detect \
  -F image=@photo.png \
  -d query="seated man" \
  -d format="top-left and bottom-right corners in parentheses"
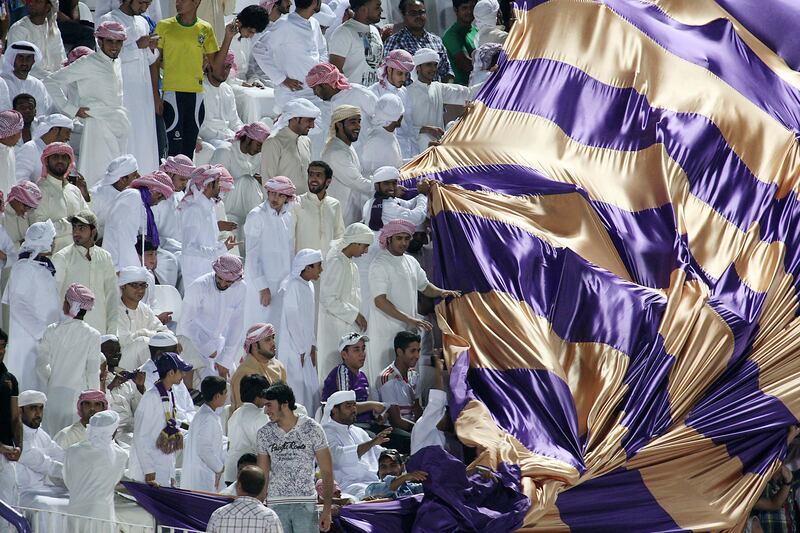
top-left (6, 0), bottom-right (67, 78)
top-left (376, 331), bottom-right (424, 454)
top-left (321, 390), bottom-right (391, 500)
top-left (195, 53), bottom-right (245, 166)
top-left (16, 390), bottom-right (66, 502)
top-left (321, 332), bottom-right (386, 429)
top-left (136, 235), bottom-right (179, 315)
top-left (14, 113), bottom-right (72, 183)
top-left (3, 181), bottom-right (43, 247)
top-left (207, 465), bottom-right (282, 532)
top-left (117, 266), bottom-right (170, 371)
top-left (224, 375), bottom-right (270, 485)
top-left (219, 453), bottom-right (257, 496)
top-left (102, 334), bottom-right (144, 446)
top-left (230, 323), bottom-right (287, 409)
top-left (53, 389), bottom-right (108, 449)
top-left (363, 449), bottom-right (426, 499)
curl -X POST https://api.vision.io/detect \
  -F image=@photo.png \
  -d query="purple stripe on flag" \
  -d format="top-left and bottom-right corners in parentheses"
top-left (475, 56), bottom-right (777, 233)
top-left (508, 0), bottom-right (800, 137)
top-left (556, 467), bottom-right (689, 532)
top-left (685, 359), bottom-right (797, 474)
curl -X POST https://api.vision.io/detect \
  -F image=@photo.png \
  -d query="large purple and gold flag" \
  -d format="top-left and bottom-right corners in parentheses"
top-left (402, 0), bottom-right (800, 530)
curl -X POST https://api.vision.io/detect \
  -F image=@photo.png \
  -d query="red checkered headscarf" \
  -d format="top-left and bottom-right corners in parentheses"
top-left (306, 62), bottom-right (351, 91)
top-left (378, 218), bottom-right (416, 249)
top-left (244, 323), bottom-right (275, 352)
top-left (7, 181), bottom-right (42, 209)
top-left (39, 142), bottom-right (75, 179)
top-left (212, 255), bottom-right (243, 282)
top-left (65, 283), bottom-right (95, 317)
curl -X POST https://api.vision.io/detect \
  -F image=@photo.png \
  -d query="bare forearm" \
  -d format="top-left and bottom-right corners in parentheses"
top-left (374, 295), bottom-right (412, 324)
top-left (422, 284), bottom-right (446, 298)
top-left (13, 415), bottom-right (22, 449)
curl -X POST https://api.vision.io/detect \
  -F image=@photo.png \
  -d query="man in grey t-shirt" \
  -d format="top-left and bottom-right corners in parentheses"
top-left (257, 383), bottom-right (334, 532)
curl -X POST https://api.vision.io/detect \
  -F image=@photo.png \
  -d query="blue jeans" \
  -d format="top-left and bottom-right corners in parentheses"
top-left (271, 501), bottom-right (318, 533)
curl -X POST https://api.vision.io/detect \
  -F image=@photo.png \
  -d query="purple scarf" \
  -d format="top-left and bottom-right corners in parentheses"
top-left (18, 251), bottom-right (56, 276)
top-left (368, 192), bottom-right (390, 231)
top-left (138, 187), bottom-right (160, 248)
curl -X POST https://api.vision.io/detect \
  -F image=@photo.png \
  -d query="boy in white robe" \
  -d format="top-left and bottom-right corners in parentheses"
top-left (52, 210), bottom-right (119, 334)
top-left (181, 376), bottom-right (227, 492)
top-left (117, 266), bottom-right (170, 370)
top-left (243, 176), bottom-right (297, 328)
top-left (129, 351), bottom-right (193, 487)
top-left (178, 165), bottom-right (238, 288)
top-left (365, 218), bottom-right (461, 382)
top-left (278, 248), bottom-right (323, 412)
top-left (317, 223), bottom-right (373, 379)
top-left (177, 255), bottom-right (247, 384)
top-left (224, 374), bottom-right (270, 484)
top-left (139, 332), bottom-right (197, 425)
top-left (16, 390), bottom-right (65, 500)
top-left (6, 0), bottom-right (67, 79)
top-left (53, 389), bottom-right (108, 448)
top-left (405, 47), bottom-right (480, 154)
top-left (102, 171), bottom-right (175, 271)
top-left (89, 154), bottom-right (139, 239)
top-left (151, 155), bottom-right (195, 255)
top-left (99, 0), bottom-right (160, 174)
top-left (44, 22), bottom-right (131, 185)
top-left (37, 283), bottom-right (103, 434)
top-left (63, 410), bottom-right (128, 532)
top-left (2, 221), bottom-right (60, 392)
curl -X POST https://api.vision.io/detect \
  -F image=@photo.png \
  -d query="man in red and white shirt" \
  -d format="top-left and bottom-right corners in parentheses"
top-left (377, 331), bottom-right (423, 453)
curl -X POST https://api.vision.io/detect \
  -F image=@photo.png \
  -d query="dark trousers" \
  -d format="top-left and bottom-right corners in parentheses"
top-left (162, 91), bottom-right (205, 158)
top-left (155, 113), bottom-right (168, 161)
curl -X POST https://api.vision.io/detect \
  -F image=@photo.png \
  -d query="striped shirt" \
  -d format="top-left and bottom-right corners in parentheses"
top-left (321, 364), bottom-right (371, 423)
top-left (206, 496), bottom-right (284, 533)
top-left (377, 363), bottom-right (419, 421)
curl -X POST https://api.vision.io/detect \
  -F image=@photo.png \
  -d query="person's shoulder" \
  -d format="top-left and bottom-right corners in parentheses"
top-left (155, 16), bottom-right (178, 30)
top-left (427, 31), bottom-right (445, 45)
top-left (378, 364), bottom-right (395, 385)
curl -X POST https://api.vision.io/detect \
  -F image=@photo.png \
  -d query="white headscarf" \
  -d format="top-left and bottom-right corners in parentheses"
top-left (33, 114), bottom-right (74, 139)
top-left (321, 390), bottom-right (356, 425)
top-left (372, 166), bottom-right (400, 184)
top-left (117, 266), bottom-right (148, 286)
top-left (373, 94), bottom-right (404, 128)
top-left (3, 41), bottom-right (43, 74)
top-left (98, 154), bottom-right (138, 188)
top-left (473, 0), bottom-right (500, 30)
top-left (280, 248), bottom-right (323, 291)
top-left (313, 3), bottom-right (337, 27)
top-left (86, 410), bottom-right (120, 462)
top-left (20, 220), bottom-right (55, 256)
top-left (328, 222), bottom-right (374, 257)
top-left (18, 390), bottom-right (47, 407)
top-left (273, 98), bottom-right (321, 134)
top-left (412, 47), bottom-right (439, 66)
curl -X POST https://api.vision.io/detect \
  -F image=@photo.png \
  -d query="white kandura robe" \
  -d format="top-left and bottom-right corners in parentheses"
top-left (1, 72), bottom-right (52, 114)
top-left (317, 248), bottom-right (362, 381)
top-left (88, 183), bottom-right (121, 238)
top-left (36, 319), bottom-right (103, 435)
top-left (365, 251), bottom-right (429, 384)
top-left (0, 143), bottom-right (16, 195)
top-left (405, 79), bottom-right (477, 155)
top-left (105, 373), bottom-right (142, 446)
top-left (179, 193), bottom-right (226, 288)
top-left (212, 141), bottom-right (262, 246)
top-left (101, 188), bottom-right (147, 271)
top-left (198, 79), bottom-right (244, 148)
top-left (176, 272), bottom-right (247, 374)
top-left (152, 191), bottom-right (184, 254)
top-left (117, 301), bottom-right (169, 371)
top-left (128, 385), bottom-right (179, 486)
top-left (0, 78), bottom-right (10, 111)
top-left (2, 258), bottom-right (60, 391)
top-left (261, 12), bottom-right (328, 112)
top-left (64, 439), bottom-right (128, 533)
top-left (294, 193), bottom-right (344, 257)
top-left (260, 127), bottom-right (313, 195)
top-left (54, 421), bottom-right (87, 449)
top-left (100, 10), bottom-right (160, 173)
top-left (30, 175), bottom-right (90, 252)
top-left (410, 388), bottom-right (447, 454)
top-left (360, 126), bottom-right (403, 176)
top-left (7, 18), bottom-right (67, 79)
top-left (322, 420), bottom-right (381, 500)
top-left (224, 402), bottom-right (268, 483)
top-left (278, 275), bottom-right (319, 412)
top-left (13, 137), bottom-right (45, 182)
top-left (180, 404), bottom-right (226, 492)
top-left (322, 137), bottom-right (373, 225)
top-left (243, 202), bottom-right (295, 328)
top-left (52, 244), bottom-right (119, 334)
top-left (368, 81), bottom-right (416, 159)
top-left (44, 51), bottom-right (130, 186)
top-left (17, 424), bottom-right (64, 494)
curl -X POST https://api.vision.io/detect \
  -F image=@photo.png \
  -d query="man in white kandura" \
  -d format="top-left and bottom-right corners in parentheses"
top-left (181, 376), bottom-right (227, 492)
top-left (88, 155), bottom-right (139, 239)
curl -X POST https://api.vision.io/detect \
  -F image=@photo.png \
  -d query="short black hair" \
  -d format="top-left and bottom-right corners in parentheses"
top-left (452, 0), bottom-right (471, 8)
top-left (237, 5), bottom-right (269, 32)
top-left (308, 160), bottom-right (333, 181)
top-left (0, 329), bottom-right (8, 343)
top-left (201, 375), bottom-right (227, 402)
top-left (379, 449), bottom-right (404, 464)
top-left (149, 345), bottom-right (177, 361)
top-left (394, 331), bottom-right (421, 353)
top-left (240, 374), bottom-right (270, 404)
top-left (136, 235), bottom-right (158, 253)
top-left (12, 93), bottom-right (35, 109)
top-left (75, 309), bottom-right (88, 320)
top-left (294, 0), bottom-right (315, 10)
top-left (264, 383), bottom-right (296, 410)
top-left (237, 453), bottom-right (258, 469)
top-left (350, 0), bottom-right (371, 12)
top-left (237, 465), bottom-right (266, 496)
top-left (399, 0), bottom-right (424, 15)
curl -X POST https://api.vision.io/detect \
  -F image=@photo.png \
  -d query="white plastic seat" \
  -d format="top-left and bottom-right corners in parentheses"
top-left (153, 284), bottom-right (183, 324)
